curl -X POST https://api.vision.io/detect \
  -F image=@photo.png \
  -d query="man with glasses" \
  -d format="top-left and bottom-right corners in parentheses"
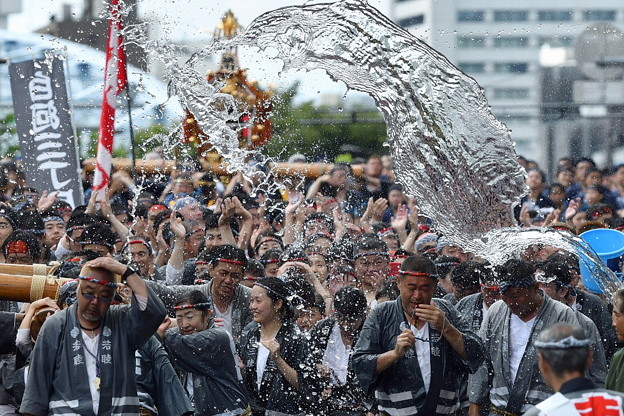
top-left (353, 236), bottom-right (391, 305)
top-left (20, 256), bottom-right (167, 416)
top-left (352, 255), bottom-right (484, 416)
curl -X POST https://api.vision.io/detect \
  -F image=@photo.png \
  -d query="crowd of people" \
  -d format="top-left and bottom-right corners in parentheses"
top-left (1, 152), bottom-right (624, 415)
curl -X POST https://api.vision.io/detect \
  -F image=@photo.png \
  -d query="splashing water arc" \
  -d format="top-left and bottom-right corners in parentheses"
top-left (236, 0), bottom-right (527, 246)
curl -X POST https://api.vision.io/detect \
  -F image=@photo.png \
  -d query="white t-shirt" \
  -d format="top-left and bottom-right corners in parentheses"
top-left (256, 343), bottom-right (270, 389)
top-left (509, 314), bottom-right (536, 384)
top-left (214, 303), bottom-right (233, 335)
top-left (81, 331), bottom-right (100, 415)
top-left (322, 322), bottom-right (350, 385)
top-left (410, 323), bottom-right (431, 393)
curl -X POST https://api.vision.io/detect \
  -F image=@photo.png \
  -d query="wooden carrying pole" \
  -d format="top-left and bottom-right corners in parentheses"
top-left (0, 264), bottom-right (71, 303)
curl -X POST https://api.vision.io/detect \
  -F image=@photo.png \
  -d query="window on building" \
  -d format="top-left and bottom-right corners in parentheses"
top-left (493, 88), bottom-right (530, 99)
top-left (494, 36), bottom-right (529, 48)
top-left (459, 62), bottom-right (486, 73)
top-left (458, 10), bottom-right (484, 22)
top-left (584, 10), bottom-right (617, 21)
top-left (494, 63), bottom-right (529, 74)
top-left (538, 10), bottom-right (573, 21)
top-left (397, 14), bottom-right (425, 27)
top-left (494, 10), bottom-right (529, 22)
top-left (457, 36), bottom-right (486, 48)
top-left (537, 36), bottom-right (573, 47)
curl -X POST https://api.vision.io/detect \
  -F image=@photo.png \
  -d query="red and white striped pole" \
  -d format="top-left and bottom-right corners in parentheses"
top-left (93, 0), bottom-right (128, 200)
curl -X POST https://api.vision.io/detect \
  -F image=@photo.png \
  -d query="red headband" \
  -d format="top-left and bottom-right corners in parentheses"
top-left (399, 271), bottom-right (432, 278)
top-left (128, 240), bottom-right (151, 252)
top-left (217, 258), bottom-right (245, 266)
top-left (481, 283), bottom-right (501, 291)
top-left (7, 240), bottom-right (29, 254)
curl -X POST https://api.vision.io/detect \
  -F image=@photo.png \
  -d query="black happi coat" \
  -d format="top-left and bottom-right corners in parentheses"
top-left (238, 321), bottom-right (314, 416)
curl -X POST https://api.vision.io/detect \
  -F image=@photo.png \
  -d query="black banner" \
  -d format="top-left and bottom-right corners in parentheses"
top-left (9, 56), bottom-right (83, 208)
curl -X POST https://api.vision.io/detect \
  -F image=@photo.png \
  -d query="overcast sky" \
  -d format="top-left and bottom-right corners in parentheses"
top-left (8, 0), bottom-right (390, 104)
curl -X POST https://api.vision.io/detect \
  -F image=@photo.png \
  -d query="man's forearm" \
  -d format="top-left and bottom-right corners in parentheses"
top-left (375, 350), bottom-right (401, 374)
top-left (441, 320), bottom-right (466, 359)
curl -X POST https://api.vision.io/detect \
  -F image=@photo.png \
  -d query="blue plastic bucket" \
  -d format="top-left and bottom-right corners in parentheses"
top-left (579, 228), bottom-right (624, 294)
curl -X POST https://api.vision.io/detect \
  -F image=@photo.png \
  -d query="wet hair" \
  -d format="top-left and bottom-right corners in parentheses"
top-left (353, 235), bottom-right (388, 257)
top-left (500, 259), bottom-right (535, 284)
top-left (576, 157), bottom-right (596, 168)
top-left (246, 259), bottom-right (265, 278)
top-left (434, 255), bottom-right (461, 278)
top-left (255, 277), bottom-right (295, 321)
top-left (400, 255), bottom-right (437, 277)
top-left (175, 290), bottom-right (212, 313)
top-left (389, 183), bottom-right (404, 193)
top-left (152, 210), bottom-right (172, 232)
top-left (527, 168), bottom-right (546, 184)
top-left (539, 260), bottom-right (573, 287)
top-left (547, 251), bottom-right (580, 272)
top-left (0, 207), bottom-right (17, 229)
top-left (15, 210), bottom-right (45, 235)
top-left (614, 288), bottom-right (624, 314)
top-left (535, 323), bottom-right (590, 378)
top-left (334, 286), bottom-right (367, 318)
top-left (66, 213), bottom-right (97, 234)
top-left (260, 248), bottom-right (283, 265)
top-left (2, 231), bottom-right (42, 260)
top-left (451, 261), bottom-right (490, 288)
top-left (254, 231), bottom-right (284, 253)
top-left (376, 279), bottom-right (400, 301)
top-left (80, 224), bottom-right (116, 252)
top-left (326, 240), bottom-right (355, 264)
top-left (584, 168), bottom-right (603, 180)
top-left (279, 247), bottom-right (309, 266)
top-left (304, 212), bottom-right (335, 235)
top-left (204, 212), bottom-right (220, 230)
top-left (209, 244), bottom-right (248, 269)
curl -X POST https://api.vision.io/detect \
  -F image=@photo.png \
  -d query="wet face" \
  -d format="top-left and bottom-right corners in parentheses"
top-left (205, 228), bottom-right (223, 248)
top-left (526, 171), bottom-right (544, 190)
top-left (398, 274), bottom-right (436, 316)
top-left (585, 188), bottom-right (604, 205)
top-left (256, 237), bottom-right (282, 257)
top-left (178, 203), bottom-right (203, 222)
top-left (184, 228), bottom-right (205, 257)
top-left (0, 218), bottom-right (13, 247)
top-left (612, 300), bottom-right (624, 342)
top-left (264, 262), bottom-right (279, 277)
top-left (128, 242), bottom-right (152, 276)
top-left (440, 245), bottom-right (468, 262)
top-left (501, 284), bottom-right (540, 319)
top-left (309, 237), bottom-right (332, 254)
top-left (481, 286), bottom-right (501, 308)
top-left (584, 172), bottom-right (602, 187)
top-left (83, 244), bottom-right (111, 258)
top-left (388, 189), bottom-right (404, 208)
top-left (44, 220), bottom-right (65, 246)
top-left (329, 169), bottom-right (348, 188)
top-left (549, 187), bottom-right (566, 205)
top-left (576, 162), bottom-right (593, 182)
top-left (453, 282), bottom-right (480, 302)
top-left (382, 235), bottom-right (400, 251)
top-left (77, 272), bottom-right (115, 323)
top-left (327, 271), bottom-right (358, 296)
top-left (365, 157), bottom-right (383, 177)
top-left (297, 306), bottom-right (324, 331)
top-left (557, 170), bottom-right (574, 187)
top-left (308, 253), bottom-right (329, 283)
top-left (176, 304), bottom-right (211, 335)
top-left (210, 261), bottom-right (244, 300)
top-left (354, 252), bottom-right (390, 293)
top-left (250, 285), bottom-right (282, 325)
top-left (539, 282), bottom-right (567, 303)
top-left (6, 251), bottom-right (34, 265)
top-left (304, 220), bottom-right (330, 238)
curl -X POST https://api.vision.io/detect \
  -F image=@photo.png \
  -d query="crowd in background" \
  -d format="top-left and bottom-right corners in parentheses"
top-left (1, 151), bottom-right (624, 415)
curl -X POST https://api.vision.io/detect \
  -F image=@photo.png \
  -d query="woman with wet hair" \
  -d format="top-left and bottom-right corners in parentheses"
top-left (239, 277), bottom-right (313, 415)
top-left (161, 290), bottom-right (248, 415)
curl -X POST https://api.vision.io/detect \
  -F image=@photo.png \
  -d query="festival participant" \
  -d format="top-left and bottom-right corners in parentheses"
top-left (79, 223), bottom-right (117, 258)
top-left (522, 324), bottom-right (624, 416)
top-left (19, 256), bottom-right (167, 415)
top-left (160, 291), bottom-right (248, 415)
top-left (469, 259), bottom-right (585, 416)
top-left (305, 164), bottom-right (350, 200)
top-left (2, 231), bottom-right (42, 265)
top-left (175, 196), bottom-right (204, 223)
top-left (607, 288), bottom-right (624, 391)
top-left (121, 237), bottom-right (160, 280)
top-left (253, 231), bottom-right (284, 259)
top-left (534, 260), bottom-right (607, 386)
top-left (309, 286), bottom-right (368, 415)
top-left (238, 277), bottom-right (313, 415)
top-left (352, 235), bottom-right (390, 305)
top-left (436, 237), bottom-right (469, 263)
top-left (41, 214), bottom-right (65, 250)
top-left (352, 255), bottom-right (484, 416)
top-left (0, 207), bottom-right (16, 262)
top-left (150, 244), bottom-right (252, 341)
top-left (433, 255), bottom-right (461, 298)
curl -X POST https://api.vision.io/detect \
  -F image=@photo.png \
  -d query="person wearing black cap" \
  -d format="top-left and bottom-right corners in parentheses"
top-left (522, 323), bottom-right (624, 416)
top-left (352, 255), bottom-right (484, 416)
top-left (309, 286), bottom-right (368, 415)
top-left (469, 259), bottom-right (585, 416)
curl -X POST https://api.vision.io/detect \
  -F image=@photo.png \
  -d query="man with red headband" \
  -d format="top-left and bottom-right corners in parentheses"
top-left (352, 254), bottom-right (484, 416)
top-left (149, 244), bottom-right (252, 341)
top-left (20, 257), bottom-right (167, 416)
